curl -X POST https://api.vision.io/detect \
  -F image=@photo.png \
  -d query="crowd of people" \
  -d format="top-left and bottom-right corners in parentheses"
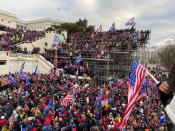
top-left (0, 67), bottom-right (168, 131)
top-left (71, 29), bottom-right (150, 52)
top-left (0, 24), bottom-right (169, 130)
top-left (43, 48), bottom-right (95, 78)
top-left (42, 29), bottom-right (150, 80)
top-left (43, 29), bottom-right (150, 61)
top-left (0, 25), bottom-right (45, 50)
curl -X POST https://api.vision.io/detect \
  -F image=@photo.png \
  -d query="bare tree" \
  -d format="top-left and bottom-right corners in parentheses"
top-left (158, 44), bottom-right (175, 71)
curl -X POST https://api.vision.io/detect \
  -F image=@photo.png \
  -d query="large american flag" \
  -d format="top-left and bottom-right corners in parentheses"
top-left (120, 60), bottom-right (146, 128)
top-left (61, 94), bottom-right (74, 107)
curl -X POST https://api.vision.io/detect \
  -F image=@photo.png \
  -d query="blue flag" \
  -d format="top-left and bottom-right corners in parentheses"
top-left (43, 99), bottom-right (54, 116)
top-left (125, 17), bottom-right (135, 26)
top-left (18, 71), bottom-right (28, 80)
top-left (160, 114), bottom-right (166, 125)
top-left (53, 34), bottom-right (61, 45)
top-left (18, 71), bottom-right (30, 87)
top-left (75, 54), bottom-right (82, 64)
top-left (108, 22), bottom-right (117, 32)
top-left (8, 75), bottom-right (16, 85)
top-left (25, 78), bottom-right (30, 86)
top-left (131, 34), bottom-right (139, 42)
top-left (95, 92), bottom-right (103, 107)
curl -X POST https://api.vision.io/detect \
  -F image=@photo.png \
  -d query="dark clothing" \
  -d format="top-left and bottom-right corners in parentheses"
top-left (167, 64), bottom-right (175, 92)
top-left (158, 84), bottom-right (175, 131)
top-left (159, 90), bottom-right (174, 107)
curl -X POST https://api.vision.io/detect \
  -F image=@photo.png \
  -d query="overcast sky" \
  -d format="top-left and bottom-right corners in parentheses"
top-left (0, 0), bottom-right (175, 47)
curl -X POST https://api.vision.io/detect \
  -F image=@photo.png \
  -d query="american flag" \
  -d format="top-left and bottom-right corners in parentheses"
top-left (8, 114), bottom-right (15, 130)
top-left (120, 60), bottom-right (146, 128)
top-left (136, 93), bottom-right (147, 102)
top-left (109, 22), bottom-right (116, 32)
top-left (20, 62), bottom-right (25, 72)
top-left (125, 17), bottom-right (135, 26)
top-left (61, 94), bottom-right (74, 107)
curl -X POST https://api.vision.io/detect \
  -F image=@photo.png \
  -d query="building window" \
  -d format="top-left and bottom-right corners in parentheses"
top-left (8, 21), bottom-right (10, 23)
top-left (1, 19), bottom-right (4, 22)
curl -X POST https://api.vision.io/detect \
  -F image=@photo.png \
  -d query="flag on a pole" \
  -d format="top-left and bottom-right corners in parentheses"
top-left (61, 94), bottom-right (74, 107)
top-left (75, 54), bottom-right (82, 64)
top-left (20, 62), bottom-right (25, 72)
top-left (18, 71), bottom-right (30, 87)
top-left (120, 60), bottom-right (146, 128)
top-left (18, 71), bottom-right (28, 80)
top-left (0, 78), bottom-right (9, 86)
top-left (53, 34), bottom-right (61, 45)
top-left (109, 22), bottom-right (116, 32)
top-left (34, 65), bottom-right (38, 74)
top-left (8, 114), bottom-right (15, 130)
top-left (8, 75), bottom-right (16, 85)
top-left (43, 99), bottom-right (54, 116)
top-left (101, 95), bottom-right (108, 107)
top-left (25, 78), bottom-right (30, 86)
top-left (125, 17), bottom-right (135, 26)
top-left (116, 80), bottom-right (125, 88)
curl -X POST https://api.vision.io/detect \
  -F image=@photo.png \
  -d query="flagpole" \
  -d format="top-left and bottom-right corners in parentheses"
top-left (146, 70), bottom-right (159, 84)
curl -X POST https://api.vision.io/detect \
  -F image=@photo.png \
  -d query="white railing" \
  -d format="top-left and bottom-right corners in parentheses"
top-left (0, 51), bottom-right (54, 74)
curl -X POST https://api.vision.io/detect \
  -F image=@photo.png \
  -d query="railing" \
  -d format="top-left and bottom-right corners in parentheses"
top-left (8, 52), bottom-right (54, 70)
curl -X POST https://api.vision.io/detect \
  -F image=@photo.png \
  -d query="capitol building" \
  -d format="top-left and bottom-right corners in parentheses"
top-left (0, 10), bottom-right (62, 31)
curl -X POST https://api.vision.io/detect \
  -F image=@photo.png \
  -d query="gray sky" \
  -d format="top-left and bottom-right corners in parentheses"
top-left (0, 0), bottom-right (175, 47)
